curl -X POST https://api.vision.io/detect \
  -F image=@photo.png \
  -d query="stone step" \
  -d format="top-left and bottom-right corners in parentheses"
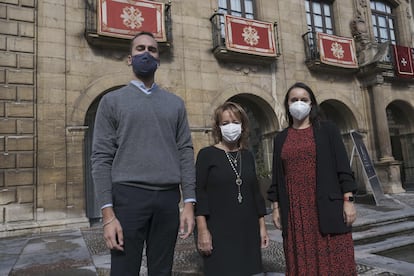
top-left (352, 220), bottom-right (414, 245)
top-left (352, 201), bottom-right (414, 232)
top-left (354, 232), bottom-right (414, 253)
top-left (354, 233), bottom-right (414, 276)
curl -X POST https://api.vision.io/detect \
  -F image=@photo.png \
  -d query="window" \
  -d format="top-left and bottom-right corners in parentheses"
top-left (305, 0), bottom-right (334, 34)
top-left (371, 0), bottom-right (396, 44)
top-left (218, 0), bottom-right (255, 19)
top-left (217, 0), bottom-right (255, 38)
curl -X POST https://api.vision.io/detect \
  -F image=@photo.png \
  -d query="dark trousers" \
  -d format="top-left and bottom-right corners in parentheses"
top-left (110, 184), bottom-right (180, 276)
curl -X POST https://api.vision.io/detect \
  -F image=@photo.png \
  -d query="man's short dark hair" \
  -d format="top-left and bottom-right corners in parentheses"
top-left (130, 31), bottom-right (157, 53)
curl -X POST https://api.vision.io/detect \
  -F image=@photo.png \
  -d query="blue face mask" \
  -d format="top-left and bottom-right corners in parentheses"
top-left (131, 52), bottom-right (159, 78)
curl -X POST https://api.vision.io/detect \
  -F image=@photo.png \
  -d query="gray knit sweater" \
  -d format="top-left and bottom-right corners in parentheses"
top-left (91, 83), bottom-right (196, 207)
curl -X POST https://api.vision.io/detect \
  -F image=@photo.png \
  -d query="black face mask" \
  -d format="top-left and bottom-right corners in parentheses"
top-left (131, 52), bottom-right (159, 78)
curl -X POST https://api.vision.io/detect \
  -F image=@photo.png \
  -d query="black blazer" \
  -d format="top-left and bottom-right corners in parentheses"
top-left (268, 120), bottom-right (357, 235)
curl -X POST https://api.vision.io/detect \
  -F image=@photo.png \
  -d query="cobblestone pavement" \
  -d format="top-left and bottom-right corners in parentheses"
top-left (1, 191), bottom-right (413, 276)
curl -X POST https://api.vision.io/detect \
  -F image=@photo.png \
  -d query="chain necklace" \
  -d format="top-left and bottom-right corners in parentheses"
top-left (227, 151), bottom-right (240, 166)
top-left (225, 151), bottom-right (243, 203)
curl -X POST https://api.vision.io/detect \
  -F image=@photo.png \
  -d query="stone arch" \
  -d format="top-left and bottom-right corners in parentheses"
top-left (386, 100), bottom-right (414, 189)
top-left (320, 99), bottom-right (359, 131)
top-left (210, 81), bottom-right (284, 129)
top-left (319, 99), bottom-right (365, 192)
top-left (317, 89), bottom-right (365, 130)
top-left (69, 73), bottom-right (132, 125)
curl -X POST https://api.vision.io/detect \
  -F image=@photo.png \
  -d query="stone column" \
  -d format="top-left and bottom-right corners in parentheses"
top-left (371, 83), bottom-right (393, 161)
top-left (370, 83), bottom-right (405, 193)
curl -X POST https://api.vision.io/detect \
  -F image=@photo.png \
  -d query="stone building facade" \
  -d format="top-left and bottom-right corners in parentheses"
top-left (1, 0), bottom-right (414, 236)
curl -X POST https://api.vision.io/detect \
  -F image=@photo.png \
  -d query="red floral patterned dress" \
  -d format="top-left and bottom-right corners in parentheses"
top-left (281, 126), bottom-right (357, 276)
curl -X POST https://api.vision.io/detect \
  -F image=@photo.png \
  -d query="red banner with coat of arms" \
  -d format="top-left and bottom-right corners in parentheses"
top-left (392, 45), bottom-right (414, 78)
top-left (317, 32), bottom-right (358, 68)
top-left (98, 0), bottom-right (166, 41)
top-left (224, 15), bottom-right (277, 57)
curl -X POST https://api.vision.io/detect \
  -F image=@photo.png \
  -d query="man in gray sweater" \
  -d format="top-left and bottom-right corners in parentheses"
top-left (91, 31), bottom-right (196, 276)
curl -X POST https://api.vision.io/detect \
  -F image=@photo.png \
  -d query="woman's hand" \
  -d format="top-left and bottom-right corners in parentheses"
top-left (259, 217), bottom-right (269, 248)
top-left (197, 229), bottom-right (213, 256)
top-left (343, 201), bottom-right (357, 226)
top-left (272, 204), bottom-right (282, 230)
top-left (196, 215), bottom-right (213, 255)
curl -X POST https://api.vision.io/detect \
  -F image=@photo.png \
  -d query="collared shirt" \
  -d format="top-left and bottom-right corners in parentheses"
top-left (130, 80), bottom-right (157, 94)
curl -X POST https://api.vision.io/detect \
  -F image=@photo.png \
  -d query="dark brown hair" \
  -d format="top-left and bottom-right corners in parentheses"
top-left (284, 82), bottom-right (322, 127)
top-left (212, 102), bottom-right (250, 149)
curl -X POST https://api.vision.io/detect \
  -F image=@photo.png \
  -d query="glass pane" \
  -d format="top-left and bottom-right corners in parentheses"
top-left (231, 0), bottom-right (241, 12)
top-left (218, 0), bottom-right (227, 9)
top-left (370, 2), bottom-right (375, 10)
top-left (323, 4), bottom-right (330, 16)
top-left (219, 15), bottom-right (225, 37)
top-left (388, 18), bottom-right (394, 29)
top-left (327, 29), bottom-right (333, 35)
top-left (314, 15), bottom-right (323, 27)
top-left (219, 15), bottom-right (225, 25)
top-left (246, 13), bottom-right (254, 19)
top-left (306, 13), bottom-right (311, 25)
top-left (390, 30), bottom-right (395, 41)
top-left (373, 28), bottom-right (378, 38)
top-left (380, 28), bottom-right (389, 40)
top-left (325, 18), bottom-right (332, 29)
top-left (231, 11), bottom-right (242, 17)
top-left (312, 2), bottom-right (321, 14)
top-left (218, 7), bottom-right (227, 14)
top-left (378, 16), bottom-right (386, 27)
top-left (245, 0), bottom-right (253, 13)
top-left (315, 27), bottom-right (323, 33)
top-left (372, 15), bottom-right (376, 26)
top-left (386, 5), bottom-right (391, 14)
top-left (376, 2), bottom-right (386, 12)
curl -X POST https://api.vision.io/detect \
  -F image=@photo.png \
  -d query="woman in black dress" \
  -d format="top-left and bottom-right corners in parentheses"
top-left (195, 102), bottom-right (269, 276)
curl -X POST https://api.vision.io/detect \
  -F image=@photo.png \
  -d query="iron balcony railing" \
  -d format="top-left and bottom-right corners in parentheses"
top-left (302, 31), bottom-right (319, 62)
top-left (302, 31), bottom-right (394, 67)
top-left (209, 12), bottom-right (280, 63)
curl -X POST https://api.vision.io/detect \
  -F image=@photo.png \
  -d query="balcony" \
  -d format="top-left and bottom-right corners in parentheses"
top-left (210, 13), bottom-right (280, 65)
top-left (302, 31), bottom-right (359, 74)
top-left (85, 0), bottom-right (172, 53)
top-left (357, 42), bottom-right (414, 82)
top-left (357, 42), bottom-right (395, 80)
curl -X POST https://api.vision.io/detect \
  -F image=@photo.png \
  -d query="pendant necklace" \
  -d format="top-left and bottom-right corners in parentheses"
top-left (225, 150), bottom-right (243, 203)
top-left (227, 151), bottom-right (240, 166)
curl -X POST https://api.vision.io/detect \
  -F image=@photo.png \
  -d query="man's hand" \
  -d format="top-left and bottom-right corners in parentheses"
top-left (102, 207), bottom-right (124, 251)
top-left (179, 202), bottom-right (195, 239)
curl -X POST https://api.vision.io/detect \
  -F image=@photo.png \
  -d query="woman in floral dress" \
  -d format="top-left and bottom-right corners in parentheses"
top-left (268, 82), bottom-right (358, 275)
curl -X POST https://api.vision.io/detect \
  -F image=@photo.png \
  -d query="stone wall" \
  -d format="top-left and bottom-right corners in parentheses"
top-left (0, 0), bottom-right (36, 231)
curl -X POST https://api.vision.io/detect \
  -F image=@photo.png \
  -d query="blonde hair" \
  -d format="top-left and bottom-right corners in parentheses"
top-left (211, 102), bottom-right (250, 149)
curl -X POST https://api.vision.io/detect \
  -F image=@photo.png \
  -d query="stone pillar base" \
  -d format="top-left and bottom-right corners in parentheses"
top-left (376, 159), bottom-right (406, 194)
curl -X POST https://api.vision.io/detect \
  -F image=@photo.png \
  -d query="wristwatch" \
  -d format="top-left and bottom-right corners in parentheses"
top-left (344, 195), bottom-right (355, 202)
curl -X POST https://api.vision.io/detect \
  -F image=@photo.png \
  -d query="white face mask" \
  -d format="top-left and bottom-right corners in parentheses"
top-left (289, 101), bottom-right (311, 121)
top-left (220, 123), bottom-right (242, 143)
